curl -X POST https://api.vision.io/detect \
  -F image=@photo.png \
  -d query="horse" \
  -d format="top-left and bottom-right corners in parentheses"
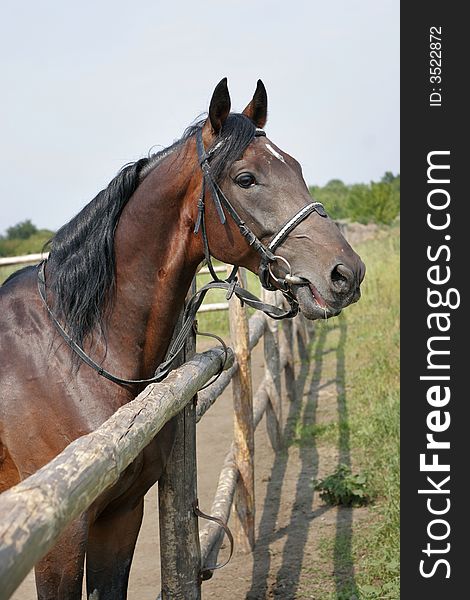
top-left (0, 78), bottom-right (365, 599)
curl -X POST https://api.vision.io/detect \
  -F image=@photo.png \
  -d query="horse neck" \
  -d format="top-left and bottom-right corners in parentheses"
top-left (108, 141), bottom-right (203, 377)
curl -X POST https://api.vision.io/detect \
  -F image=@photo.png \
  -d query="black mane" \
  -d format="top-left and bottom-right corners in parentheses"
top-left (46, 113), bottom-right (257, 351)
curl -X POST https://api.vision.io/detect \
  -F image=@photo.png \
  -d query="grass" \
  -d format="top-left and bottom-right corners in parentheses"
top-left (0, 265), bottom-right (22, 283)
top-left (305, 226), bottom-right (400, 598)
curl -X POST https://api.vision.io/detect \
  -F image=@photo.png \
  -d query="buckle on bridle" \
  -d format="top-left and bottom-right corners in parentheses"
top-left (225, 278), bottom-right (238, 300)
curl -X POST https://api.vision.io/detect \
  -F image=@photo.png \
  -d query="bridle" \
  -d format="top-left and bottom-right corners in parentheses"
top-left (194, 127), bottom-right (327, 296)
top-left (37, 125), bottom-right (327, 387)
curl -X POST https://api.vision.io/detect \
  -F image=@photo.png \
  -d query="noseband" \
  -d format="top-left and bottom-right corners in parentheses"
top-left (37, 126), bottom-right (328, 387)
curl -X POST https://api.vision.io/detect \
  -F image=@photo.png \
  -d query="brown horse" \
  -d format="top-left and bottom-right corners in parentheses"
top-left (0, 79), bottom-right (365, 599)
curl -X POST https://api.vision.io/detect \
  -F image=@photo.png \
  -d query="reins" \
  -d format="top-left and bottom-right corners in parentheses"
top-left (37, 125), bottom-right (327, 388)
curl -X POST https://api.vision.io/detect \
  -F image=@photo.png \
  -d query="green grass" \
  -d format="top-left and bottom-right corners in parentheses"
top-left (0, 264), bottom-right (23, 283)
top-left (313, 226), bottom-right (399, 598)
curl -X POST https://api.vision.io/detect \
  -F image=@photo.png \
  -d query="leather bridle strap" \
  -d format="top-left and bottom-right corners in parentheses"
top-left (268, 201), bottom-right (327, 253)
top-left (37, 259), bottom-right (297, 387)
top-left (195, 128), bottom-right (276, 269)
top-left (193, 499), bottom-right (234, 581)
top-left (259, 200), bottom-right (326, 290)
top-left (194, 127), bottom-right (327, 292)
top-left (37, 261), bottom-right (170, 386)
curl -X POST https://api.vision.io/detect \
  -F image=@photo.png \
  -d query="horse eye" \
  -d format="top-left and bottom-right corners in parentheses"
top-left (235, 172), bottom-right (256, 188)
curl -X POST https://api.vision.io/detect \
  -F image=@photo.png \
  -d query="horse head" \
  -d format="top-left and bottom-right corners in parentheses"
top-left (199, 78), bottom-right (365, 319)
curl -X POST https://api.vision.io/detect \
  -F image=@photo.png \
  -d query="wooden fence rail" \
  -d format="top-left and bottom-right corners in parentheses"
top-left (0, 253), bottom-right (48, 267)
top-left (0, 253), bottom-right (226, 275)
top-left (0, 255), bottom-right (228, 314)
top-left (0, 266), bottom-right (312, 600)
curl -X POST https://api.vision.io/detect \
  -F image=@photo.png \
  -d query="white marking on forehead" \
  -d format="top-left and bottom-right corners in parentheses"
top-left (265, 143), bottom-right (285, 163)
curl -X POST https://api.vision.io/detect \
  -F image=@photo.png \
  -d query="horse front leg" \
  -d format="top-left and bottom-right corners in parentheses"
top-left (86, 497), bottom-right (144, 600)
top-left (34, 513), bottom-right (88, 600)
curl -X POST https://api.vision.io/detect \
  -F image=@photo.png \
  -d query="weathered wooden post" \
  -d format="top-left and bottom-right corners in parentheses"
top-left (228, 267), bottom-right (255, 553)
top-left (261, 288), bottom-right (283, 450)
top-left (158, 280), bottom-right (201, 599)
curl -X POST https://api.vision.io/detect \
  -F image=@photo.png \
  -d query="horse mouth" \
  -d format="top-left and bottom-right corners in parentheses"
top-left (290, 281), bottom-right (341, 320)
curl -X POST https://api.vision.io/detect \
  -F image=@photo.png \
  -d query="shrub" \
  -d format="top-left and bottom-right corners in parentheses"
top-left (6, 219), bottom-right (37, 240)
top-left (313, 464), bottom-right (371, 507)
top-left (309, 172), bottom-right (400, 225)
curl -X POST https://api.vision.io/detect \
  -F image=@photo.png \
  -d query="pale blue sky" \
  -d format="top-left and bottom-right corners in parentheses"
top-left (0, 0), bottom-right (399, 234)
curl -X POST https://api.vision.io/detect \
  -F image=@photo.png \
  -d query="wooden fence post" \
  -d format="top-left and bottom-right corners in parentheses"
top-left (158, 281), bottom-right (201, 599)
top-left (228, 268), bottom-right (255, 553)
top-left (261, 288), bottom-right (283, 450)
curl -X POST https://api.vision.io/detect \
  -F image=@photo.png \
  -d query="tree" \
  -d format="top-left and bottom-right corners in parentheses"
top-left (310, 179), bottom-right (349, 220)
top-left (347, 182), bottom-right (399, 225)
top-left (6, 220), bottom-right (38, 240)
top-left (309, 172), bottom-right (400, 224)
top-left (381, 171), bottom-right (397, 184)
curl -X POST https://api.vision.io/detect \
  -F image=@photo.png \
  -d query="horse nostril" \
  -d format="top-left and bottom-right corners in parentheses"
top-left (331, 263), bottom-right (354, 293)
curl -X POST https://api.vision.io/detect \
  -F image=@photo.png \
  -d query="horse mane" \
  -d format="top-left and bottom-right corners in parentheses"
top-left (46, 113), bottom-right (256, 351)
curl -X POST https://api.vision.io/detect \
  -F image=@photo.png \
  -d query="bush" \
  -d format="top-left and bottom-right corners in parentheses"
top-left (0, 224), bottom-right (54, 257)
top-left (309, 172), bottom-right (400, 225)
top-left (313, 464), bottom-right (371, 507)
top-left (310, 179), bottom-right (350, 220)
top-left (347, 181), bottom-right (400, 225)
top-left (6, 219), bottom-right (37, 240)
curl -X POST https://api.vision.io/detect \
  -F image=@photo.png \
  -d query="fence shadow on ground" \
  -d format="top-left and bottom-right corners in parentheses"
top-left (247, 318), bottom-right (359, 599)
top-left (333, 317), bottom-right (359, 599)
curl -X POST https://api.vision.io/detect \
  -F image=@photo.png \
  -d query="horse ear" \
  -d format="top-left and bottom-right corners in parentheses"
top-left (242, 79), bottom-right (268, 128)
top-left (207, 77), bottom-right (231, 135)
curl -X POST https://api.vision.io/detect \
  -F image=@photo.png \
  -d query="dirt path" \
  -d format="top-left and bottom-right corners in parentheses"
top-left (12, 320), bottom-right (364, 600)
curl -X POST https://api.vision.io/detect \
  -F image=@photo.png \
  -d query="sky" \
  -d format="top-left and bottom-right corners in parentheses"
top-left (0, 0), bottom-right (399, 234)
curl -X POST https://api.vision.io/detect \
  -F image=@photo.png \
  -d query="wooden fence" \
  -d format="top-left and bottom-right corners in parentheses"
top-left (0, 254), bottom-right (227, 313)
top-left (0, 262), bottom-right (312, 600)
